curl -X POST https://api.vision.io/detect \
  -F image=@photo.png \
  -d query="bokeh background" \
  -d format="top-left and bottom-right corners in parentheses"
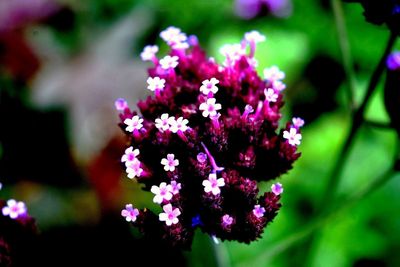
top-left (1, 0), bottom-right (400, 266)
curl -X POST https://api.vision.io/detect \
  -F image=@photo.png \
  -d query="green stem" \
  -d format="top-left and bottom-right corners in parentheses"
top-left (321, 31), bottom-right (397, 207)
top-left (331, 0), bottom-right (357, 109)
top-left (211, 238), bottom-right (231, 267)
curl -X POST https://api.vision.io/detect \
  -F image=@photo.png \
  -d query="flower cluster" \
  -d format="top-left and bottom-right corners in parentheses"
top-left (116, 27), bottom-right (303, 248)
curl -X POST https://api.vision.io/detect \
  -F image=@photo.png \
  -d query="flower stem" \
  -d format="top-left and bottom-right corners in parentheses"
top-left (211, 238), bottom-right (231, 267)
top-left (331, 0), bottom-right (357, 109)
top-left (321, 31), bottom-right (397, 208)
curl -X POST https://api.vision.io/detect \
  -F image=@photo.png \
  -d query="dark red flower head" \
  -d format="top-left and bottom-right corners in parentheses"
top-left (116, 27), bottom-right (303, 249)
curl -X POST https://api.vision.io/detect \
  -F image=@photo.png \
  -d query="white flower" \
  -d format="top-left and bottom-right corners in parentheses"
top-left (202, 173), bottom-right (225, 195)
top-left (147, 76), bottom-right (166, 92)
top-left (160, 27), bottom-right (186, 45)
top-left (124, 115), bottom-right (143, 132)
top-left (151, 182), bottom-right (173, 204)
top-left (2, 199), bottom-right (27, 219)
top-left (199, 98), bottom-right (222, 118)
top-left (159, 204), bottom-right (181, 226)
top-left (161, 154), bottom-right (179, 172)
top-left (220, 44), bottom-right (245, 65)
top-left (271, 183), bottom-right (284, 195)
top-left (252, 205), bottom-right (266, 218)
top-left (244, 30), bottom-right (266, 43)
top-left (263, 66), bottom-right (285, 81)
top-left (121, 204), bottom-right (139, 222)
top-left (126, 159), bottom-right (143, 179)
top-left (200, 78), bottom-right (219, 95)
top-left (272, 80), bottom-right (286, 91)
top-left (264, 88), bottom-right (278, 103)
top-left (121, 146), bottom-right (140, 164)
top-left (292, 117), bottom-right (305, 128)
top-left (140, 45), bottom-right (158, 61)
top-left (171, 40), bottom-right (189, 50)
top-left (169, 117), bottom-right (189, 133)
top-left (283, 128), bottom-right (302, 146)
top-left (159, 55), bottom-right (179, 70)
top-left (155, 113), bottom-right (171, 132)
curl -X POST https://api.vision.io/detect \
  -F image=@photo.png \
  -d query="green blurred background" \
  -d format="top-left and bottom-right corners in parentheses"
top-left (1, 0), bottom-right (399, 266)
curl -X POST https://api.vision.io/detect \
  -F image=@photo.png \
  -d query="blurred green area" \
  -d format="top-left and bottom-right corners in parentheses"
top-left (1, 0), bottom-right (400, 266)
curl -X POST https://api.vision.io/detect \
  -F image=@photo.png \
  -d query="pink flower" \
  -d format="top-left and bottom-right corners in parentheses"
top-left (121, 146), bottom-right (139, 165)
top-left (222, 214), bottom-right (234, 227)
top-left (199, 98), bottom-right (222, 118)
top-left (271, 183), bottom-right (283, 195)
top-left (2, 199), bottom-right (27, 219)
top-left (252, 205), bottom-right (266, 218)
top-left (283, 127), bottom-right (302, 146)
top-left (155, 113), bottom-right (171, 132)
top-left (124, 115), bottom-right (143, 132)
top-left (170, 181), bottom-right (182, 195)
top-left (151, 182), bottom-right (173, 204)
top-left (121, 204), bottom-right (140, 222)
top-left (202, 173), bottom-right (225, 195)
top-left (264, 88), bottom-right (278, 102)
top-left (140, 45), bottom-right (158, 61)
top-left (114, 98), bottom-right (128, 111)
top-left (147, 76), bottom-right (166, 92)
top-left (159, 204), bottom-right (181, 226)
top-left (200, 78), bottom-right (219, 95)
top-left (161, 154), bottom-right (179, 172)
top-left (292, 117), bottom-right (305, 128)
top-left (159, 55), bottom-right (179, 70)
top-left (169, 117), bottom-right (189, 133)
top-left (126, 159), bottom-right (143, 179)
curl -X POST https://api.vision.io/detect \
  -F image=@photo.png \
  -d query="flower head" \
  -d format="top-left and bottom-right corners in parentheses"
top-left (202, 173), bottom-right (225, 195)
top-left (264, 88), bottom-right (278, 103)
top-left (124, 115), bottom-right (143, 132)
top-left (252, 205), bottom-right (266, 218)
top-left (155, 113), bottom-right (171, 132)
top-left (2, 199), bottom-right (27, 219)
top-left (200, 78), bottom-right (219, 95)
top-left (159, 55), bottom-right (179, 70)
top-left (199, 98), bottom-right (222, 118)
top-left (292, 117), bottom-right (305, 128)
top-left (283, 127), bottom-right (302, 146)
top-left (121, 204), bottom-right (140, 222)
top-left (159, 204), bottom-right (181, 226)
top-left (117, 27), bottom-right (301, 248)
top-left (115, 98), bottom-right (128, 111)
top-left (264, 65), bottom-right (285, 81)
top-left (387, 51), bottom-right (400, 70)
top-left (151, 182), bottom-right (173, 204)
top-left (161, 154), bottom-right (179, 172)
top-left (141, 45), bottom-right (159, 61)
top-left (126, 159), bottom-right (143, 179)
top-left (244, 31), bottom-right (266, 43)
top-left (147, 76), bottom-right (166, 92)
top-left (271, 182), bottom-right (283, 195)
top-left (121, 146), bottom-right (139, 164)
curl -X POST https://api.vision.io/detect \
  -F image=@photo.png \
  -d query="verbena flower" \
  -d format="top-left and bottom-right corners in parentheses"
top-left (116, 27), bottom-right (302, 249)
top-left (0, 199), bottom-right (37, 267)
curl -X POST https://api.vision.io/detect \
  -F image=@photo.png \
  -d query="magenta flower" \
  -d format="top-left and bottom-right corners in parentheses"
top-left (121, 204), bottom-right (140, 222)
top-left (116, 27), bottom-right (302, 248)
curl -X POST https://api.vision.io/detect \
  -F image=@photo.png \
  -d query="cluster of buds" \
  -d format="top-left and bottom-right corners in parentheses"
top-left (116, 27), bottom-right (303, 249)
